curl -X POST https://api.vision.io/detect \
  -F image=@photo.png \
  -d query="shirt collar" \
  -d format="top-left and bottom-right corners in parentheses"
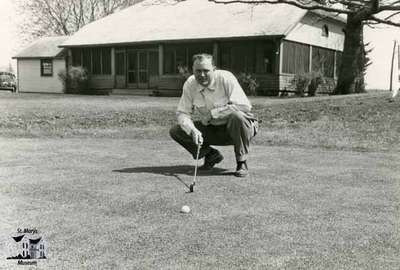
top-left (195, 77), bottom-right (216, 92)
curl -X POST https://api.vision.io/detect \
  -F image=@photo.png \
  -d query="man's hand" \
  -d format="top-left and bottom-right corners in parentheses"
top-left (201, 110), bottom-right (212, 125)
top-left (191, 129), bottom-right (203, 145)
top-left (210, 105), bottom-right (237, 119)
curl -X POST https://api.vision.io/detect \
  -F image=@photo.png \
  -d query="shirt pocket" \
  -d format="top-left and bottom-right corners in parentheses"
top-left (193, 97), bottom-right (208, 114)
top-left (213, 98), bottom-right (229, 108)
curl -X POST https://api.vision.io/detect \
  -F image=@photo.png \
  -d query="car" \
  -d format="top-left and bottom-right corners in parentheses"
top-left (0, 71), bottom-right (17, 92)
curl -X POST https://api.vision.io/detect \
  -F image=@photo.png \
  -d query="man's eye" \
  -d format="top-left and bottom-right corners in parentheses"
top-left (196, 70), bottom-right (209, 74)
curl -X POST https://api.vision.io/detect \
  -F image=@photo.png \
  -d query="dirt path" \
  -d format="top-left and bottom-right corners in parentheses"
top-left (1, 137), bottom-right (399, 269)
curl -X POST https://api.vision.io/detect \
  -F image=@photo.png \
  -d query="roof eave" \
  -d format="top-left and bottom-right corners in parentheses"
top-left (12, 56), bottom-right (65, 59)
top-left (60, 35), bottom-right (286, 48)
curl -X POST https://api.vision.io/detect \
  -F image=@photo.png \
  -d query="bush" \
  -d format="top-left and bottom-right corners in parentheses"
top-left (58, 67), bottom-right (89, 94)
top-left (292, 72), bottom-right (324, 97)
top-left (177, 65), bottom-right (191, 80)
top-left (236, 72), bottom-right (259, 96)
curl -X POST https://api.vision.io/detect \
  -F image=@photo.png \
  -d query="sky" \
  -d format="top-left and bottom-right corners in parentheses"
top-left (0, 0), bottom-right (399, 90)
top-left (0, 0), bottom-right (17, 72)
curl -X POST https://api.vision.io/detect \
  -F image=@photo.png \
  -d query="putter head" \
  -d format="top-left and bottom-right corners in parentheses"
top-left (189, 183), bottom-right (195, 192)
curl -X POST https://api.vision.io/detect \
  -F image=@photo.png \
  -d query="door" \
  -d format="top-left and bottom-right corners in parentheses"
top-left (138, 51), bottom-right (148, 89)
top-left (126, 50), bottom-right (157, 89)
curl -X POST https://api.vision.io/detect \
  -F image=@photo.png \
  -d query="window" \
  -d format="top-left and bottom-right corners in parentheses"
top-left (40, 59), bottom-right (53, 76)
top-left (322, 24), bottom-right (329, 37)
top-left (282, 41), bottom-right (310, 74)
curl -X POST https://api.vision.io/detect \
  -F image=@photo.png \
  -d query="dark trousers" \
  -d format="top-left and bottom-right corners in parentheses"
top-left (169, 111), bottom-right (257, 162)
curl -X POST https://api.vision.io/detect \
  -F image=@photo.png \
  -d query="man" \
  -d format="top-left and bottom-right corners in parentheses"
top-left (169, 54), bottom-right (258, 177)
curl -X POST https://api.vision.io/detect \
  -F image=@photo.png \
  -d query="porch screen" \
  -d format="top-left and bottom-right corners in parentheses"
top-left (92, 48), bottom-right (102, 74)
top-left (82, 48), bottom-right (92, 73)
top-left (282, 41), bottom-right (310, 74)
top-left (312, 46), bottom-right (335, 78)
top-left (102, 48), bottom-right (111, 75)
top-left (335, 51), bottom-right (342, 78)
top-left (219, 41), bottom-right (276, 74)
top-left (72, 49), bottom-right (82, 67)
top-left (115, 51), bottom-right (125, 75)
top-left (163, 43), bottom-right (212, 74)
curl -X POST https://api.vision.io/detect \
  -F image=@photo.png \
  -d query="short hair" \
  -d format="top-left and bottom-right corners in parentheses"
top-left (192, 53), bottom-right (215, 66)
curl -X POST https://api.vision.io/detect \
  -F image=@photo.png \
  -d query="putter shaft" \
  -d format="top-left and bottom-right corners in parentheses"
top-left (190, 143), bottom-right (201, 192)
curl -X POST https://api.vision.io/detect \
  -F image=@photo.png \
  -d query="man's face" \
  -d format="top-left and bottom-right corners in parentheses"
top-left (193, 58), bottom-right (215, 87)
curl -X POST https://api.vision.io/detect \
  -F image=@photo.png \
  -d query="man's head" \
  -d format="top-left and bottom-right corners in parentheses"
top-left (192, 54), bottom-right (216, 87)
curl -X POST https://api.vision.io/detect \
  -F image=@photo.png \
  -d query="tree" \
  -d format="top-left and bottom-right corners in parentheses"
top-left (207, 0), bottom-right (400, 94)
top-left (6, 62), bottom-right (15, 74)
top-left (16, 0), bottom-right (140, 43)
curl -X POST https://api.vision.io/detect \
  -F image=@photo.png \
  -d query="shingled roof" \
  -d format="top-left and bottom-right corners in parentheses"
top-left (13, 36), bottom-right (68, 59)
top-left (61, 0), bottom-right (312, 47)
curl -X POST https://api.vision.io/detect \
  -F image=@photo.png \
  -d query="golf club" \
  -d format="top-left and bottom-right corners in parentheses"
top-left (189, 143), bottom-right (201, 192)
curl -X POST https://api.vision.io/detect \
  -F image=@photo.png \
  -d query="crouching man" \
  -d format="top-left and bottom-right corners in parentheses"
top-left (169, 54), bottom-right (258, 177)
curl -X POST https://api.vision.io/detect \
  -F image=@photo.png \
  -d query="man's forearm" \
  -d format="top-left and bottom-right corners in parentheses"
top-left (210, 104), bottom-right (250, 119)
top-left (177, 112), bottom-right (196, 135)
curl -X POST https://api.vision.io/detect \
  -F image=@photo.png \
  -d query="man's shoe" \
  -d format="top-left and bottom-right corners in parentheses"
top-left (234, 161), bottom-right (249, 177)
top-left (199, 149), bottom-right (224, 170)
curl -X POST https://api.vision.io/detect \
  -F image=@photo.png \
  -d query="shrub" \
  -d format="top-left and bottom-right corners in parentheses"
top-left (236, 72), bottom-right (259, 96)
top-left (58, 67), bottom-right (89, 94)
top-left (177, 65), bottom-right (191, 80)
top-left (291, 72), bottom-right (324, 97)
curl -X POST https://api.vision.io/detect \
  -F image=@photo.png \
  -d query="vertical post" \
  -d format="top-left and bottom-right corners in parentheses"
top-left (333, 50), bottom-right (337, 79)
top-left (111, 47), bottom-right (116, 88)
top-left (390, 40), bottom-right (397, 92)
top-left (158, 44), bottom-right (163, 76)
top-left (309, 45), bottom-right (313, 73)
top-left (16, 60), bottom-right (20, 93)
top-left (111, 48), bottom-right (115, 76)
top-left (213, 42), bottom-right (218, 66)
top-left (276, 39), bottom-right (283, 94)
top-left (278, 40), bottom-right (283, 74)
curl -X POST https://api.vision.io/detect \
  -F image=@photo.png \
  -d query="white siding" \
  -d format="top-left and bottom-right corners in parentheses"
top-left (18, 58), bottom-right (66, 93)
top-left (286, 13), bottom-right (345, 51)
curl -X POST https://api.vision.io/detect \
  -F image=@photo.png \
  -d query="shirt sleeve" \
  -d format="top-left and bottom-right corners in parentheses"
top-left (224, 71), bottom-right (252, 112)
top-left (210, 71), bottom-right (252, 119)
top-left (176, 81), bottom-right (196, 135)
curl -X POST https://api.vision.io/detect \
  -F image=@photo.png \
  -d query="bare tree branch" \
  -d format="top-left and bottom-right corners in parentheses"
top-left (17, 0), bottom-right (141, 41)
top-left (207, 0), bottom-right (353, 14)
top-left (369, 14), bottom-right (400, 26)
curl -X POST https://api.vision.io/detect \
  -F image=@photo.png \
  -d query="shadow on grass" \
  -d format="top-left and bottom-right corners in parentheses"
top-left (113, 165), bottom-right (234, 189)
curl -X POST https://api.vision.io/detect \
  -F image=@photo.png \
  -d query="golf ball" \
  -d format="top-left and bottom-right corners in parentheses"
top-left (181, 205), bottom-right (190, 213)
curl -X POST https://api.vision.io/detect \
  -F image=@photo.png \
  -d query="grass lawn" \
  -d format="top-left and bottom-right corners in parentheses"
top-left (0, 91), bottom-right (399, 269)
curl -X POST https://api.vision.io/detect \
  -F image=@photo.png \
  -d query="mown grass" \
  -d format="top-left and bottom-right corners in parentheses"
top-left (0, 91), bottom-right (398, 152)
top-left (1, 91), bottom-right (399, 269)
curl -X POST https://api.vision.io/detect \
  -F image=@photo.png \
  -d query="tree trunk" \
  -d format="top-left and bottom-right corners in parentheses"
top-left (335, 14), bottom-right (366, 95)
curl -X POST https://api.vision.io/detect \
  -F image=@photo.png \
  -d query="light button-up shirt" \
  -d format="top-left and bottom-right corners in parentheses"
top-left (176, 70), bottom-right (252, 135)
